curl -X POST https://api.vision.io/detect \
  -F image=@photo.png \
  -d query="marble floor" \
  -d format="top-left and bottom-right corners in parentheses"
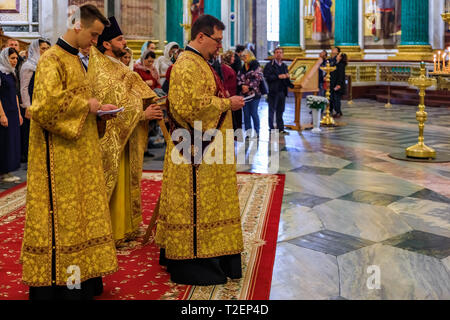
top-left (2, 97), bottom-right (449, 300)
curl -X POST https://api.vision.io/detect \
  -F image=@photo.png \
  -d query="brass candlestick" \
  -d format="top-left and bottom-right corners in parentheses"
top-left (304, 15), bottom-right (315, 25)
top-left (441, 12), bottom-right (450, 23)
top-left (364, 12), bottom-right (375, 24)
top-left (406, 62), bottom-right (437, 159)
top-left (321, 61), bottom-right (336, 126)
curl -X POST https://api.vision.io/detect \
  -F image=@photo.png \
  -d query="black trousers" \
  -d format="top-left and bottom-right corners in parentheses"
top-left (20, 107), bottom-right (30, 162)
top-left (160, 249), bottom-right (242, 286)
top-left (330, 91), bottom-right (343, 115)
top-left (268, 92), bottom-right (287, 130)
top-left (29, 277), bottom-right (104, 301)
top-left (232, 109), bottom-right (243, 131)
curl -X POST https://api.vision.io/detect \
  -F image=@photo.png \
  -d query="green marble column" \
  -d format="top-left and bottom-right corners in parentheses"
top-left (166, 0), bottom-right (183, 45)
top-left (335, 0), bottom-right (358, 46)
top-left (392, 0), bottom-right (432, 60)
top-left (279, 0), bottom-right (300, 47)
top-left (400, 0), bottom-right (429, 46)
top-left (334, 0), bottom-right (362, 59)
top-left (204, 0), bottom-right (221, 19)
top-left (230, 0), bottom-right (236, 47)
top-left (279, 0), bottom-right (303, 59)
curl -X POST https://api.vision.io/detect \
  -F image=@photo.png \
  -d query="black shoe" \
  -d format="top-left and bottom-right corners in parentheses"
top-left (144, 151), bottom-right (155, 157)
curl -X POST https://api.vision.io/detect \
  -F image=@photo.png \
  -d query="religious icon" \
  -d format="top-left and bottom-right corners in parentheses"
top-left (291, 65), bottom-right (308, 82)
top-left (0, 0), bottom-right (20, 13)
top-left (305, 0), bottom-right (335, 50)
top-left (191, 0), bottom-right (204, 25)
top-left (365, 0), bottom-right (401, 48)
top-left (312, 0), bottom-right (333, 41)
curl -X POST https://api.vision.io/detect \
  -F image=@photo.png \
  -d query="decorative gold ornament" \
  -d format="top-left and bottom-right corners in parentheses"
top-left (441, 12), bottom-right (450, 24)
top-left (389, 45), bottom-right (434, 61)
top-left (320, 61), bottom-right (336, 126)
top-left (280, 46), bottom-right (305, 60)
top-left (304, 15), bottom-right (315, 26)
top-left (405, 62), bottom-right (437, 159)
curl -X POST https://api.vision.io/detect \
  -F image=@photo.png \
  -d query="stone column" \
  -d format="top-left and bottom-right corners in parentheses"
top-left (255, 0), bottom-right (268, 59)
top-left (279, 0), bottom-right (303, 59)
top-left (391, 0), bottom-right (433, 60)
top-left (41, 0), bottom-right (69, 45)
top-left (166, 0), bottom-right (183, 45)
top-left (334, 0), bottom-right (363, 59)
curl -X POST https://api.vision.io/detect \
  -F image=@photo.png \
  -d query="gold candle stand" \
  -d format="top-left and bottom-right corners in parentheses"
top-left (320, 61), bottom-right (336, 126)
top-left (406, 62), bottom-right (437, 159)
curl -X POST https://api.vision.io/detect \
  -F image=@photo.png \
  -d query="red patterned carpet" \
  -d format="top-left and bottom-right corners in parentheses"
top-left (0, 171), bottom-right (285, 300)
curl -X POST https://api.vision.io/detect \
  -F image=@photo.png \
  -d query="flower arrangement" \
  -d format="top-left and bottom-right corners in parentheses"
top-left (306, 95), bottom-right (328, 111)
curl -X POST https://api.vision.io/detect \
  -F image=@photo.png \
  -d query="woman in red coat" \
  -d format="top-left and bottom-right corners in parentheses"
top-left (134, 50), bottom-right (161, 90)
top-left (221, 50), bottom-right (242, 131)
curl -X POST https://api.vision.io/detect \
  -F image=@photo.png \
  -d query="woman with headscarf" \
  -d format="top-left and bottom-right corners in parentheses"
top-left (154, 41), bottom-right (179, 87)
top-left (134, 50), bottom-right (161, 89)
top-left (0, 47), bottom-right (23, 182)
top-left (237, 49), bottom-right (263, 139)
top-left (135, 41), bottom-right (156, 66)
top-left (19, 39), bottom-right (50, 162)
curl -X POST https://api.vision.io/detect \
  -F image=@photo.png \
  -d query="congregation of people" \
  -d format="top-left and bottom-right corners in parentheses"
top-left (1, 28), bottom-right (348, 185)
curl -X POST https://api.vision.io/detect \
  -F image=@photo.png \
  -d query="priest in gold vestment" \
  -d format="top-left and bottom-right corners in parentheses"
top-left (20, 5), bottom-right (118, 300)
top-left (89, 17), bottom-right (163, 246)
top-left (154, 15), bottom-right (246, 285)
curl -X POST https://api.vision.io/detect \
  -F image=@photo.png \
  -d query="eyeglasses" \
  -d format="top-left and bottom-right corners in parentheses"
top-left (203, 32), bottom-right (222, 45)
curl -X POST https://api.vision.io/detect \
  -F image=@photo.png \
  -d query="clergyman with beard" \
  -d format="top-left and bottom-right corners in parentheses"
top-left (90, 16), bottom-right (163, 246)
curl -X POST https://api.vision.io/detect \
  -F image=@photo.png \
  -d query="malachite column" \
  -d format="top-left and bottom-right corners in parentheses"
top-left (230, 0), bottom-right (236, 47)
top-left (334, 0), bottom-right (362, 59)
top-left (392, 0), bottom-right (432, 61)
top-left (279, 0), bottom-right (303, 59)
top-left (166, 0), bottom-right (183, 46)
top-left (400, 0), bottom-right (429, 46)
top-left (204, 0), bottom-right (221, 19)
top-left (335, 0), bottom-right (358, 46)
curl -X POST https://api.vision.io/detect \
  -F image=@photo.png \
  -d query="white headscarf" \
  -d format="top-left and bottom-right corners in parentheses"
top-left (22, 39), bottom-right (41, 72)
top-left (154, 42), bottom-right (179, 84)
top-left (0, 47), bottom-right (16, 75)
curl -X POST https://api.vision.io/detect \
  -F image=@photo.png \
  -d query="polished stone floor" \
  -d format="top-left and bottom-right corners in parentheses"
top-left (2, 97), bottom-right (449, 300)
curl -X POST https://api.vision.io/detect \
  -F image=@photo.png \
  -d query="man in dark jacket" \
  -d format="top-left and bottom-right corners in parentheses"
top-left (263, 47), bottom-right (294, 134)
top-left (330, 53), bottom-right (347, 118)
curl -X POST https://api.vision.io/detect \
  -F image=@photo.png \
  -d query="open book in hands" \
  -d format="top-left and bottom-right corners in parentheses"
top-left (97, 107), bottom-right (124, 117)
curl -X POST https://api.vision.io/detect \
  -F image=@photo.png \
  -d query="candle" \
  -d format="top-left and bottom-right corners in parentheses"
top-left (434, 55), bottom-right (437, 73)
top-left (443, 53), bottom-right (447, 72)
top-left (438, 51), bottom-right (441, 72)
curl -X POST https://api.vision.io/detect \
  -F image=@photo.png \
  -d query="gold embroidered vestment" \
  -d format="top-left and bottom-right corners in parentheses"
top-left (21, 45), bottom-right (118, 287)
top-left (87, 47), bottom-right (157, 244)
top-left (155, 50), bottom-right (244, 259)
